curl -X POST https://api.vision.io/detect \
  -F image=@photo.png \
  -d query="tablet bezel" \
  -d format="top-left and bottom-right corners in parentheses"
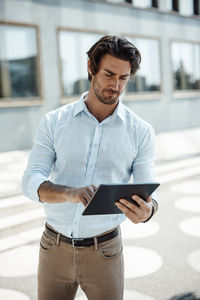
top-left (82, 182), bottom-right (160, 216)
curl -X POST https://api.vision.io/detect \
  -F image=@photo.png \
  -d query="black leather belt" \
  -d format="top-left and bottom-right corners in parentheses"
top-left (45, 224), bottom-right (119, 248)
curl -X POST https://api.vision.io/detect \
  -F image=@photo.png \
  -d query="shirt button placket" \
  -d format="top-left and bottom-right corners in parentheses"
top-left (72, 124), bottom-right (102, 237)
top-left (86, 125), bottom-right (101, 184)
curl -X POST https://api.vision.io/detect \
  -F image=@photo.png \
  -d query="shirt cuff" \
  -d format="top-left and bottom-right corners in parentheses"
top-left (27, 174), bottom-right (49, 202)
top-left (151, 191), bottom-right (158, 202)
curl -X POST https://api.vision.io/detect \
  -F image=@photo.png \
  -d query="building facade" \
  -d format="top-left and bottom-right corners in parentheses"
top-left (0, 0), bottom-right (200, 151)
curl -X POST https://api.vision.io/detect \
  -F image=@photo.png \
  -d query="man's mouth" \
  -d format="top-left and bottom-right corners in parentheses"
top-left (105, 90), bottom-right (118, 96)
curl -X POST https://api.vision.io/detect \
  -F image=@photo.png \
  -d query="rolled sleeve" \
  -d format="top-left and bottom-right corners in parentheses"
top-left (132, 124), bottom-right (158, 201)
top-left (132, 123), bottom-right (155, 183)
top-left (21, 113), bottom-right (56, 202)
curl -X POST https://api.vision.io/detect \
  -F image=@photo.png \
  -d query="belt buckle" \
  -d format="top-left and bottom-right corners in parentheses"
top-left (72, 238), bottom-right (84, 248)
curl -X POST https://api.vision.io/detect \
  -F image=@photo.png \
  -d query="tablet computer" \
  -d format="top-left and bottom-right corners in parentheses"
top-left (82, 182), bottom-right (160, 216)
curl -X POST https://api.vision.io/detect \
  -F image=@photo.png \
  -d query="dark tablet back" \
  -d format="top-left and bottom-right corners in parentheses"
top-left (82, 183), bottom-right (160, 215)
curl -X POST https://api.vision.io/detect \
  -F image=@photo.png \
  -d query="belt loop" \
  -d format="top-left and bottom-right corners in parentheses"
top-left (56, 233), bottom-right (61, 246)
top-left (94, 237), bottom-right (98, 250)
top-left (117, 226), bottom-right (120, 240)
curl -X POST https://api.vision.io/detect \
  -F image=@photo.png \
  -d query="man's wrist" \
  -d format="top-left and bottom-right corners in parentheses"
top-left (142, 205), bottom-right (154, 223)
top-left (38, 181), bottom-right (71, 203)
top-left (152, 199), bottom-right (158, 214)
top-left (142, 199), bottom-right (158, 223)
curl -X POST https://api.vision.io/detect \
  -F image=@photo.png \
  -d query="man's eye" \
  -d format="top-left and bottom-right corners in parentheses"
top-left (120, 77), bottom-right (127, 81)
top-left (105, 74), bottom-right (112, 77)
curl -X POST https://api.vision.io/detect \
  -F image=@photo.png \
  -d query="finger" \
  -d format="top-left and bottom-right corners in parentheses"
top-left (115, 201), bottom-right (134, 218)
top-left (115, 201), bottom-right (130, 215)
top-left (132, 195), bottom-right (147, 208)
top-left (83, 190), bottom-right (92, 203)
top-left (133, 195), bottom-right (153, 216)
top-left (146, 196), bottom-right (152, 203)
top-left (119, 198), bottom-right (141, 213)
top-left (119, 199), bottom-right (149, 221)
top-left (85, 186), bottom-right (95, 197)
top-left (78, 190), bottom-right (91, 207)
top-left (92, 185), bottom-right (98, 192)
top-left (115, 202), bottom-right (140, 224)
top-left (80, 196), bottom-right (88, 207)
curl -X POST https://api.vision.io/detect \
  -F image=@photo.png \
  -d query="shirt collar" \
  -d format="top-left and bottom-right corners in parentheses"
top-left (72, 92), bottom-right (88, 118)
top-left (73, 91), bottom-right (126, 122)
top-left (114, 99), bottom-right (126, 122)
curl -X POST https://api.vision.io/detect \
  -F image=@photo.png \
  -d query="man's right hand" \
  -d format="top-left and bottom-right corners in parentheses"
top-left (67, 185), bottom-right (98, 206)
top-left (38, 181), bottom-right (97, 205)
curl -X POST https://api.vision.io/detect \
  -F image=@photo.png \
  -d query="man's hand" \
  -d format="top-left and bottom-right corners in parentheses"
top-left (67, 185), bottom-right (98, 206)
top-left (115, 195), bottom-right (153, 224)
top-left (38, 181), bottom-right (97, 204)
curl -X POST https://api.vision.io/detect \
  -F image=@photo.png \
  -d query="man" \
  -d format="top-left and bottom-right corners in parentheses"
top-left (22, 35), bottom-right (158, 300)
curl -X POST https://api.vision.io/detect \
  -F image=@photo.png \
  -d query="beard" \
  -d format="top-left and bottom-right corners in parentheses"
top-left (92, 77), bottom-right (121, 105)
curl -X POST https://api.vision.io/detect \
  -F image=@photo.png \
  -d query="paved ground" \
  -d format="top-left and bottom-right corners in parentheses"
top-left (0, 127), bottom-right (200, 300)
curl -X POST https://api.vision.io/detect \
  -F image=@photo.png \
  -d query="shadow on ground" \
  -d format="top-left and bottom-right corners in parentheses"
top-left (168, 292), bottom-right (200, 300)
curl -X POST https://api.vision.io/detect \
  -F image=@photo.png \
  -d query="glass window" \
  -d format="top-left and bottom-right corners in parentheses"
top-left (125, 37), bottom-right (161, 93)
top-left (107, 0), bottom-right (125, 3)
top-left (179, 0), bottom-right (194, 16)
top-left (133, 0), bottom-right (151, 8)
top-left (172, 0), bottom-right (179, 12)
top-left (166, 0), bottom-right (173, 11)
top-left (171, 42), bottom-right (200, 91)
top-left (0, 24), bottom-right (40, 99)
top-left (58, 30), bottom-right (103, 97)
top-left (194, 0), bottom-right (199, 15)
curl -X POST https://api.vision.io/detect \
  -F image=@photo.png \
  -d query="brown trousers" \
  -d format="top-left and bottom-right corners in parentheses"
top-left (38, 225), bottom-right (124, 300)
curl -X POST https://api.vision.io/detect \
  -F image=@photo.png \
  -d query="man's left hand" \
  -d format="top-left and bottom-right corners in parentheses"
top-left (115, 195), bottom-right (153, 224)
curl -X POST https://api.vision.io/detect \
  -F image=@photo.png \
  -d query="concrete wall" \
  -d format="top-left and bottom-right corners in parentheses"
top-left (0, 0), bottom-right (200, 151)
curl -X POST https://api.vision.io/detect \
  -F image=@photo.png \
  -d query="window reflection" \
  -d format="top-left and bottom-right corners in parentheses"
top-left (171, 42), bottom-right (200, 91)
top-left (125, 37), bottom-right (161, 93)
top-left (134, 0), bottom-right (151, 8)
top-left (58, 31), bottom-right (102, 97)
top-left (0, 24), bottom-right (40, 99)
top-left (58, 32), bottom-right (161, 97)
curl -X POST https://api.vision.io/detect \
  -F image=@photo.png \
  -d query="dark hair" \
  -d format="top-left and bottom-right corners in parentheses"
top-left (86, 35), bottom-right (141, 81)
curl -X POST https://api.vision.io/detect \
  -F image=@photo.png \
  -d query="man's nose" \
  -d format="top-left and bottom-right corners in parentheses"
top-left (110, 78), bottom-right (119, 90)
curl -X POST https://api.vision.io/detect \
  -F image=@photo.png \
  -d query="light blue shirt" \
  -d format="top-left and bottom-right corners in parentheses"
top-left (22, 92), bottom-right (156, 238)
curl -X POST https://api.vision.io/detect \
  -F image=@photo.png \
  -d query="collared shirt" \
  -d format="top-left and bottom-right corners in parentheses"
top-left (22, 92), bottom-right (156, 238)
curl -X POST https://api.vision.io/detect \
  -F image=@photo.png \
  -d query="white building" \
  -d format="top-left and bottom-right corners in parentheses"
top-left (0, 0), bottom-right (200, 151)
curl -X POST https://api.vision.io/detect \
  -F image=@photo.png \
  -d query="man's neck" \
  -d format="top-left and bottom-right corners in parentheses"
top-left (84, 90), bottom-right (119, 123)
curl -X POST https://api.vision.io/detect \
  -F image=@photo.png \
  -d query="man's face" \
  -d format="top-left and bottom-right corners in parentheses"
top-left (90, 54), bottom-right (131, 105)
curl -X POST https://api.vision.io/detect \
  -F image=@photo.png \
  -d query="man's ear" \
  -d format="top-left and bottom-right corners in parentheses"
top-left (87, 60), bottom-right (93, 77)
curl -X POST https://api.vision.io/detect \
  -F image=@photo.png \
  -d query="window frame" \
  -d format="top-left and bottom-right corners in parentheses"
top-left (194, 0), bottom-right (200, 15)
top-left (121, 33), bottom-right (163, 101)
top-left (133, 0), bottom-right (158, 9)
top-left (56, 27), bottom-right (107, 104)
top-left (0, 21), bottom-right (43, 108)
top-left (170, 38), bottom-right (200, 99)
top-left (89, 0), bottom-right (200, 18)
